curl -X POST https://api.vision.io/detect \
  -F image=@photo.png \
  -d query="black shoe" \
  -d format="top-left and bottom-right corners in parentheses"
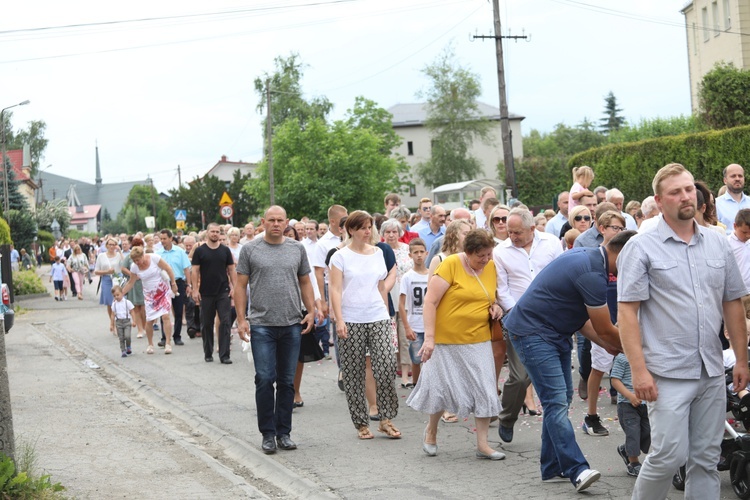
top-left (499, 424), bottom-right (514, 443)
top-left (220, 359), bottom-right (233, 364)
top-left (262, 435), bottom-right (277, 454)
top-left (205, 357), bottom-right (214, 362)
top-left (276, 435), bottom-right (297, 451)
top-left (187, 328), bottom-right (197, 339)
top-left (157, 340), bottom-right (165, 347)
top-left (174, 339), bottom-right (184, 346)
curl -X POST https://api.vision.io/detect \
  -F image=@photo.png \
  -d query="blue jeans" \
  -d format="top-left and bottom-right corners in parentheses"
top-left (250, 324), bottom-right (302, 437)
top-left (576, 331), bottom-right (591, 381)
top-left (510, 332), bottom-right (590, 484)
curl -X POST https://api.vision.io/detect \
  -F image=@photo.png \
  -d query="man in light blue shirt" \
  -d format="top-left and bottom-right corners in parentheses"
top-left (417, 205), bottom-right (446, 249)
top-left (716, 163), bottom-right (750, 234)
top-left (545, 191), bottom-right (569, 239)
top-left (157, 229), bottom-right (192, 347)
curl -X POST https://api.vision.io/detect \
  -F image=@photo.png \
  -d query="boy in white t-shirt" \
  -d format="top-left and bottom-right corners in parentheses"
top-left (398, 238), bottom-right (429, 386)
top-left (111, 285), bottom-right (135, 357)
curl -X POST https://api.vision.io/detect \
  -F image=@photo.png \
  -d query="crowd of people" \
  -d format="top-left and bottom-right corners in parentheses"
top-left (40, 161), bottom-right (750, 497)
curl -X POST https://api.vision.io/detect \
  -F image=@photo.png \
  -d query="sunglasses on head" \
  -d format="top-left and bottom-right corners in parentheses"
top-left (492, 216), bottom-right (508, 224)
top-left (574, 215), bottom-right (591, 222)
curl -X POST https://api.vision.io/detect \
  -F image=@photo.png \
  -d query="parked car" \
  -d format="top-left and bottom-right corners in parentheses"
top-left (1, 283), bottom-right (13, 333)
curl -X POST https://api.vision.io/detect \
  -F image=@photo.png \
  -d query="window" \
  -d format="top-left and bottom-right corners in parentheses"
top-left (702, 7), bottom-right (710, 41)
top-left (723, 0), bottom-right (731, 29)
top-left (407, 141), bottom-right (414, 156)
top-left (409, 185), bottom-right (416, 197)
top-left (712, 1), bottom-right (720, 36)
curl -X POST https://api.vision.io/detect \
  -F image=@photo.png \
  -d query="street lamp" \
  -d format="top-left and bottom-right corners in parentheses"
top-left (1, 100), bottom-right (31, 215)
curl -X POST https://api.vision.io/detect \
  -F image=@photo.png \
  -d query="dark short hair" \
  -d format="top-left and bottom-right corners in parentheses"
top-left (463, 229), bottom-right (495, 255)
top-left (160, 229), bottom-right (173, 238)
top-left (408, 238), bottom-right (427, 252)
top-left (344, 211), bottom-right (373, 237)
top-left (605, 230), bottom-right (637, 253)
top-left (736, 209), bottom-right (750, 228)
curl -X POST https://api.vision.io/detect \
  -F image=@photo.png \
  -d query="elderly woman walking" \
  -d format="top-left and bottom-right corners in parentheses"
top-left (407, 229), bottom-right (505, 460)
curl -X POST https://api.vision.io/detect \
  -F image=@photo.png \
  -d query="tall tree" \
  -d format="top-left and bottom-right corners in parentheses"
top-left (415, 47), bottom-right (492, 188)
top-left (4, 115), bottom-right (48, 178)
top-left (698, 61), bottom-right (750, 130)
top-left (600, 91), bottom-right (625, 134)
top-left (254, 53), bottom-right (333, 143)
top-left (248, 103), bottom-right (409, 220)
top-left (167, 175), bottom-right (236, 229)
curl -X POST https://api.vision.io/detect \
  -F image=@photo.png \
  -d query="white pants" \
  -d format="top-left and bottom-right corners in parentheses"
top-left (632, 366), bottom-right (724, 500)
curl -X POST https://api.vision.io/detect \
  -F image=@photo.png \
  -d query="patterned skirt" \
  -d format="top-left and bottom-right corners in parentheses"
top-left (144, 281), bottom-right (173, 322)
top-left (406, 341), bottom-right (500, 418)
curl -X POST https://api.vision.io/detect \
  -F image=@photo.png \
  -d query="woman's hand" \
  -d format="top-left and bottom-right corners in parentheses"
top-left (419, 339), bottom-right (435, 363)
top-left (336, 322), bottom-right (348, 339)
top-left (489, 303), bottom-right (503, 321)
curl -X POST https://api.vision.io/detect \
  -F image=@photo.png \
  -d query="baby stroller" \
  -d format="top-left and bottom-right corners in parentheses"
top-left (672, 369), bottom-right (750, 498)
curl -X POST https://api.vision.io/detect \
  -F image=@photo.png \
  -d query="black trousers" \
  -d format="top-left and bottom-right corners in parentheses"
top-left (200, 293), bottom-right (232, 361)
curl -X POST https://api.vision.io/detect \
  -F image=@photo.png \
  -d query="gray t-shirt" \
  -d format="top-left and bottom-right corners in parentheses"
top-left (236, 238), bottom-right (311, 327)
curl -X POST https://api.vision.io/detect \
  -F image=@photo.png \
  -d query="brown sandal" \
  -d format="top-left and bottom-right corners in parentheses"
top-left (357, 425), bottom-right (374, 440)
top-left (377, 419), bottom-right (402, 439)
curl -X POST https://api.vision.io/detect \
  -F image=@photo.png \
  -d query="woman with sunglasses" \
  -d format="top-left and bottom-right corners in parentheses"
top-left (569, 206), bottom-right (593, 236)
top-left (488, 205), bottom-right (512, 245)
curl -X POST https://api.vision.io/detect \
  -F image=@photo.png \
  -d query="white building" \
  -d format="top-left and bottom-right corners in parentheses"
top-left (389, 102), bottom-right (524, 209)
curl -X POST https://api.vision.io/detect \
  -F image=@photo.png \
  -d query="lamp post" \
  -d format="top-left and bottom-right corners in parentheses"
top-left (1, 100), bottom-right (30, 215)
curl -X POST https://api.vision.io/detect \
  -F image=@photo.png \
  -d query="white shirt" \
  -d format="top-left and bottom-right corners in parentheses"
top-left (302, 238), bottom-right (318, 266)
top-left (494, 230), bottom-right (563, 311)
top-left (474, 209), bottom-right (487, 230)
top-left (638, 214), bottom-right (662, 233)
top-left (329, 246), bottom-right (389, 323)
top-left (623, 212), bottom-right (638, 231)
top-left (728, 232), bottom-right (750, 289)
top-left (312, 231), bottom-right (341, 284)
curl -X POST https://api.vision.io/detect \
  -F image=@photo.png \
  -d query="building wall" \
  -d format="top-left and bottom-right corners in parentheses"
top-left (684, 0), bottom-right (746, 110)
top-left (393, 119), bottom-right (523, 208)
top-left (208, 163), bottom-right (257, 183)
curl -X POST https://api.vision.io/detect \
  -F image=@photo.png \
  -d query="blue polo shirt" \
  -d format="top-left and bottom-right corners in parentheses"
top-left (503, 247), bottom-right (609, 351)
top-left (157, 245), bottom-right (191, 280)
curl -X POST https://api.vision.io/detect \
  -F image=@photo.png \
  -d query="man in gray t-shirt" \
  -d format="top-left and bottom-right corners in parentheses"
top-left (234, 206), bottom-right (315, 455)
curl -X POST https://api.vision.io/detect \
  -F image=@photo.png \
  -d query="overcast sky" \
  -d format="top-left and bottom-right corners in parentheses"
top-left (0, 0), bottom-right (691, 193)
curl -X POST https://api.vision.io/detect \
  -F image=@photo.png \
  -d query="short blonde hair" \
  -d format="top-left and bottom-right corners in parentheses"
top-left (652, 163), bottom-right (691, 196)
top-left (568, 205), bottom-right (592, 226)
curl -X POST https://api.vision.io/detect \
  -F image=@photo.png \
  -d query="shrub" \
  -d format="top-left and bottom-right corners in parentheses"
top-left (13, 270), bottom-right (46, 296)
top-left (36, 230), bottom-right (54, 264)
top-left (0, 219), bottom-right (10, 246)
top-left (0, 451), bottom-right (64, 498)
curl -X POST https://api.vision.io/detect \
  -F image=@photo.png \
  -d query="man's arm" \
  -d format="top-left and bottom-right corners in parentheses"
top-left (618, 300), bottom-right (658, 402)
top-left (298, 273), bottom-right (315, 334)
top-left (191, 264), bottom-right (201, 303)
top-left (580, 305), bottom-right (621, 353)
top-left (234, 274), bottom-right (250, 341)
top-left (724, 298), bottom-right (750, 392)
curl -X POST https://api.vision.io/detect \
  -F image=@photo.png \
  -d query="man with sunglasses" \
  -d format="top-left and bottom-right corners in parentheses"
top-left (411, 198), bottom-right (433, 232)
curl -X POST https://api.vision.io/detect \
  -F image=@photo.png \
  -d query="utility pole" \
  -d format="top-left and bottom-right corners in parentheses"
top-left (266, 78), bottom-right (275, 205)
top-left (177, 165), bottom-right (181, 187)
top-left (150, 178), bottom-right (156, 217)
top-left (473, 1), bottom-right (527, 199)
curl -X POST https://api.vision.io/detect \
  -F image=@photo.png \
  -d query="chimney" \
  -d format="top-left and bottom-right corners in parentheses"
top-left (221, 155), bottom-right (227, 162)
top-left (22, 144), bottom-right (31, 168)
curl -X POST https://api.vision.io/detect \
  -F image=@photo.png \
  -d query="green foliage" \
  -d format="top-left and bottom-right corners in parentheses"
top-left (416, 46), bottom-right (492, 188)
top-left (568, 124), bottom-right (750, 203)
top-left (698, 62), bottom-right (750, 130)
top-left (5, 210), bottom-right (36, 254)
top-left (3, 114), bottom-right (48, 178)
top-left (109, 184), bottom-right (171, 233)
top-left (35, 230), bottom-right (54, 263)
top-left (607, 115), bottom-right (705, 144)
top-left (248, 112), bottom-right (409, 221)
top-left (66, 229), bottom-right (98, 241)
top-left (254, 52), bottom-right (333, 144)
top-left (33, 200), bottom-right (70, 235)
top-left (0, 452), bottom-right (64, 498)
top-left (13, 270), bottom-right (46, 296)
top-left (0, 218), bottom-right (11, 246)
top-left (600, 91), bottom-right (625, 134)
top-left (168, 170), bottom-right (256, 228)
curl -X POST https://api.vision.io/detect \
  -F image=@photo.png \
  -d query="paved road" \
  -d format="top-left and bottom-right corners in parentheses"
top-left (6, 270), bottom-right (743, 498)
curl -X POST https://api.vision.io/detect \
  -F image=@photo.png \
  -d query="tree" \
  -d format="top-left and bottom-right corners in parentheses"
top-left (254, 53), bottom-right (333, 143)
top-left (34, 199), bottom-right (71, 234)
top-left (167, 175), bottom-right (237, 229)
top-left (5, 209), bottom-right (36, 253)
top-left (698, 62), bottom-right (750, 130)
top-left (600, 91), bottom-right (625, 134)
top-left (226, 169), bottom-right (259, 226)
top-left (415, 47), bottom-right (492, 188)
top-left (4, 116), bottom-right (48, 178)
top-left (0, 158), bottom-right (30, 214)
top-left (248, 111), bottom-right (409, 221)
top-left (111, 184), bottom-right (171, 233)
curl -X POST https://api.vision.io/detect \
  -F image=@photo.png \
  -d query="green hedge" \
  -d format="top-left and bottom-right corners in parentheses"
top-left (567, 124), bottom-right (750, 202)
top-left (14, 270), bottom-right (47, 296)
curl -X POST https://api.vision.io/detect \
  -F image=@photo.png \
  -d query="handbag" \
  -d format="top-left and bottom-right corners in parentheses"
top-left (299, 331), bottom-right (325, 363)
top-left (466, 256), bottom-right (504, 342)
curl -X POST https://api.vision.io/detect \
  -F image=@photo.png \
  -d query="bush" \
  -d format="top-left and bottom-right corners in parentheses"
top-left (0, 451), bottom-right (64, 498)
top-left (36, 230), bottom-right (54, 264)
top-left (0, 219), bottom-right (10, 246)
top-left (6, 210), bottom-right (37, 255)
top-left (568, 124), bottom-right (750, 203)
top-left (13, 270), bottom-right (46, 296)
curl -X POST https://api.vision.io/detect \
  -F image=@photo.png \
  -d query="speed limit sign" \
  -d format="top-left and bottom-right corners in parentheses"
top-left (220, 205), bottom-right (234, 220)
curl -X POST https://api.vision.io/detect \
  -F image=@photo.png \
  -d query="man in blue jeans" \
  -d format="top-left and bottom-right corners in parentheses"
top-left (503, 230), bottom-right (636, 493)
top-left (234, 206), bottom-right (315, 455)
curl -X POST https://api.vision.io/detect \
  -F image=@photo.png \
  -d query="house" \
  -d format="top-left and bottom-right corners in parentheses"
top-left (203, 155), bottom-right (257, 187)
top-left (681, 0), bottom-right (748, 111)
top-left (38, 146), bottom-right (149, 223)
top-left (4, 147), bottom-right (38, 210)
top-left (388, 102), bottom-right (524, 209)
top-left (67, 204), bottom-right (100, 233)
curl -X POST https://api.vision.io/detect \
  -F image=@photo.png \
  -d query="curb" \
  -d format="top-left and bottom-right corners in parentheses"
top-left (15, 292), bottom-right (50, 301)
top-left (35, 321), bottom-right (339, 500)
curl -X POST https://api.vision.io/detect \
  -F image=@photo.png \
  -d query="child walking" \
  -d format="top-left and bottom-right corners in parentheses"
top-left (398, 238), bottom-right (429, 388)
top-left (49, 256), bottom-right (66, 301)
top-left (611, 353), bottom-right (651, 477)
top-left (111, 285), bottom-right (135, 357)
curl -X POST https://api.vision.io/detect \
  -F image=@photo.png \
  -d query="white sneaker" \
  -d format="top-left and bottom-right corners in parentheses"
top-left (574, 469), bottom-right (600, 492)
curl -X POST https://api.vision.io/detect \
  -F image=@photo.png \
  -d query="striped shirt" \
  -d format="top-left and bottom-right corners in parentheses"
top-left (617, 218), bottom-right (747, 378)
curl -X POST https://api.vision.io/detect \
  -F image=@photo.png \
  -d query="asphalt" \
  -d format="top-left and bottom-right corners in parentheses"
top-left (3, 265), bottom-right (742, 499)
